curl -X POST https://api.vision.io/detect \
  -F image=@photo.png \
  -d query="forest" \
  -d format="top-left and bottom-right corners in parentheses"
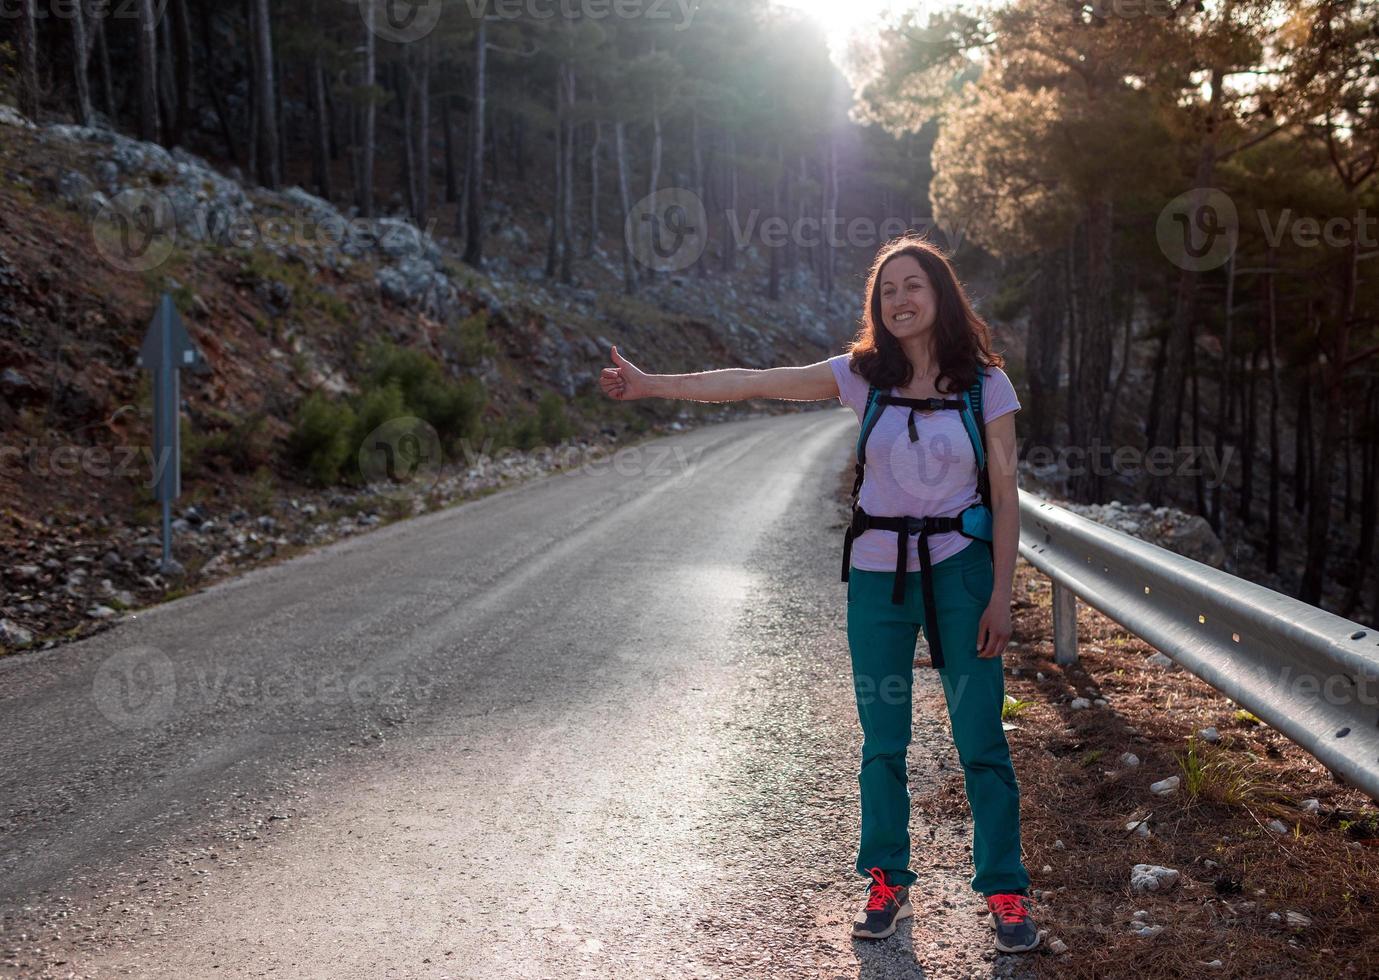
top-left (3, 0), bottom-right (1378, 618)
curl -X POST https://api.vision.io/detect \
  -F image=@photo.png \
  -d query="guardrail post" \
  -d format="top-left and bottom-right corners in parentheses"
top-left (1052, 579), bottom-right (1078, 665)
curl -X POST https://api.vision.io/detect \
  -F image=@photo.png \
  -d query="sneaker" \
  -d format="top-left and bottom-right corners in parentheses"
top-left (851, 867), bottom-right (913, 940)
top-left (986, 892), bottom-right (1040, 952)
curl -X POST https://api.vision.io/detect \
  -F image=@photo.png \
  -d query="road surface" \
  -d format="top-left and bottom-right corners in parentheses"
top-left (1, 407), bottom-right (1032, 979)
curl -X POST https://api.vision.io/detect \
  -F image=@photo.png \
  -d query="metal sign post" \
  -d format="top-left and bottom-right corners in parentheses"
top-left (136, 293), bottom-right (209, 574)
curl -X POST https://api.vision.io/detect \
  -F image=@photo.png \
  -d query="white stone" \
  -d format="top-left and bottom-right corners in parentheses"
top-left (1119, 752), bottom-right (1141, 767)
top-left (1150, 776), bottom-right (1180, 795)
top-left (1285, 911), bottom-right (1311, 929)
top-left (1049, 938), bottom-right (1069, 954)
top-left (1130, 864), bottom-right (1180, 894)
top-left (1070, 697), bottom-right (1091, 710)
top-left (1300, 798), bottom-right (1320, 814)
top-left (1198, 726), bottom-right (1221, 744)
top-left (1131, 923), bottom-right (1163, 938)
top-left (1052, 839), bottom-right (1065, 851)
top-left (1267, 818), bottom-right (1289, 834)
top-left (1094, 698), bottom-right (1108, 707)
top-left (1148, 652), bottom-right (1175, 668)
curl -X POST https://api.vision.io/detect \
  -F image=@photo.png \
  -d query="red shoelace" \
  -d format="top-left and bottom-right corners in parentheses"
top-left (864, 867), bottom-right (902, 912)
top-left (988, 893), bottom-right (1033, 924)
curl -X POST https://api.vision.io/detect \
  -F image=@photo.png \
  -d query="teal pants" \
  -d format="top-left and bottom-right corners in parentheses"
top-left (846, 538), bottom-right (1030, 896)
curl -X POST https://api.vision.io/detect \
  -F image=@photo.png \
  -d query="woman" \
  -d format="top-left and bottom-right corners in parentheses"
top-left (598, 235), bottom-right (1039, 955)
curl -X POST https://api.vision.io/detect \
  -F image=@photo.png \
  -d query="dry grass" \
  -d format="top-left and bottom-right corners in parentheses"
top-left (915, 560), bottom-right (1379, 978)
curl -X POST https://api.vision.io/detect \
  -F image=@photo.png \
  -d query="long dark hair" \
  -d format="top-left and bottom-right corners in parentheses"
top-left (843, 234), bottom-right (1003, 395)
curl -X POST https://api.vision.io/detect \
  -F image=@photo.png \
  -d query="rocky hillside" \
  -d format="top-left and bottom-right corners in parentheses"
top-left (0, 107), bottom-right (856, 654)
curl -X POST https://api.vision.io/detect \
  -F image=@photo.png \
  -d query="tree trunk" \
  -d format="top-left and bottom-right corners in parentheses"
top-left (767, 142), bottom-right (782, 301)
top-left (545, 68), bottom-right (564, 279)
top-left (137, 0), bottom-right (162, 142)
top-left (443, 96), bottom-right (458, 204)
top-left (1300, 232), bottom-right (1360, 604)
top-left (1342, 380), bottom-right (1376, 616)
top-left (69, 2), bottom-right (94, 126)
top-left (1147, 66), bottom-right (1224, 460)
top-left (1023, 249), bottom-right (1066, 461)
top-left (93, 12), bottom-right (116, 122)
top-left (1211, 251), bottom-right (1236, 531)
top-left (250, 0), bottom-right (279, 187)
top-left (588, 116), bottom-right (602, 256)
top-left (1070, 194), bottom-right (1114, 503)
top-left (199, 5), bottom-right (239, 164)
top-left (402, 58), bottom-right (418, 221)
top-left (356, 0), bottom-right (377, 216)
top-left (722, 131), bottom-right (740, 274)
top-left (560, 65), bottom-right (575, 284)
top-left (311, 46), bottom-right (333, 199)
top-left (691, 110), bottom-right (706, 278)
top-left (1294, 370), bottom-right (1311, 515)
top-left (614, 119), bottom-right (636, 294)
top-left (462, 2), bottom-right (487, 266)
top-left (1265, 251), bottom-right (1281, 574)
top-left (172, 0), bottom-right (196, 141)
top-left (158, 9), bottom-right (178, 144)
top-left (416, 39), bottom-right (431, 228)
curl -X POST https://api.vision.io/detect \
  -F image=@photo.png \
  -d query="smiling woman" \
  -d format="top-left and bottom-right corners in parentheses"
top-left (598, 231), bottom-right (1041, 955)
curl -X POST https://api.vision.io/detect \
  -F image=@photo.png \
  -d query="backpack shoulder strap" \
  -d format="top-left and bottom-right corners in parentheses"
top-left (850, 384), bottom-right (885, 503)
top-left (960, 369), bottom-right (991, 510)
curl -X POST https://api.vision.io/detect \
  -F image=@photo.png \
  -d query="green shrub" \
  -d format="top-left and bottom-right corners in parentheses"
top-left (537, 392), bottom-right (573, 445)
top-left (287, 392), bottom-right (356, 486)
top-left (451, 312), bottom-right (498, 367)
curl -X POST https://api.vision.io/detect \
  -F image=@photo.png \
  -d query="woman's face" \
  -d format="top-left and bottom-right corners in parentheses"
top-left (877, 254), bottom-right (937, 340)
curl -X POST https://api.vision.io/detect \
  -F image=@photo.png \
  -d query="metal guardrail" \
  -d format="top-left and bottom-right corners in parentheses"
top-left (1017, 490), bottom-right (1379, 803)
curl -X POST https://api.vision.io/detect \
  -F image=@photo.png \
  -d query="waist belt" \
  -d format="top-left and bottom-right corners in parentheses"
top-left (841, 504), bottom-right (991, 669)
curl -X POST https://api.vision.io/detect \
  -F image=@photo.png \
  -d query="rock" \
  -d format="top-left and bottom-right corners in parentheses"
top-left (1285, 911), bottom-right (1310, 929)
top-left (1202, 960), bottom-right (1223, 969)
top-left (1150, 776), bottom-right (1180, 795)
top-left (0, 103), bottom-right (37, 129)
top-left (1131, 923), bottom-right (1163, 938)
top-left (1267, 818), bottom-right (1289, 834)
top-left (1120, 752), bottom-right (1141, 767)
top-left (1132, 910), bottom-right (1148, 921)
top-left (1052, 839), bottom-right (1065, 850)
top-left (1148, 652), bottom-right (1175, 669)
top-left (1130, 864), bottom-right (1180, 894)
top-left (1, 367), bottom-right (37, 399)
top-left (1048, 938), bottom-right (1069, 954)
top-left (0, 619), bottom-right (35, 648)
top-left (86, 605), bottom-right (117, 619)
top-left (1161, 515), bottom-right (1227, 568)
top-left (1198, 726), bottom-right (1221, 744)
top-left (1128, 820), bottom-right (1152, 838)
top-left (1300, 798), bottom-right (1320, 813)
top-left (1094, 698), bottom-right (1108, 707)
top-left (8, 563), bottom-right (41, 582)
top-left (1070, 697), bottom-right (1091, 710)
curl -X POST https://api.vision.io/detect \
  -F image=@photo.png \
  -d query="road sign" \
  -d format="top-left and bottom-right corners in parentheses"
top-left (136, 293), bottom-right (209, 572)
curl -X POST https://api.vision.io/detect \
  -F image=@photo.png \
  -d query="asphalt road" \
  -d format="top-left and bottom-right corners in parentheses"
top-left (1, 407), bottom-right (1033, 979)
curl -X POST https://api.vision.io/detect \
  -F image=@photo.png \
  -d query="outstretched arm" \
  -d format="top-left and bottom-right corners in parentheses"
top-left (600, 345), bottom-right (839, 403)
